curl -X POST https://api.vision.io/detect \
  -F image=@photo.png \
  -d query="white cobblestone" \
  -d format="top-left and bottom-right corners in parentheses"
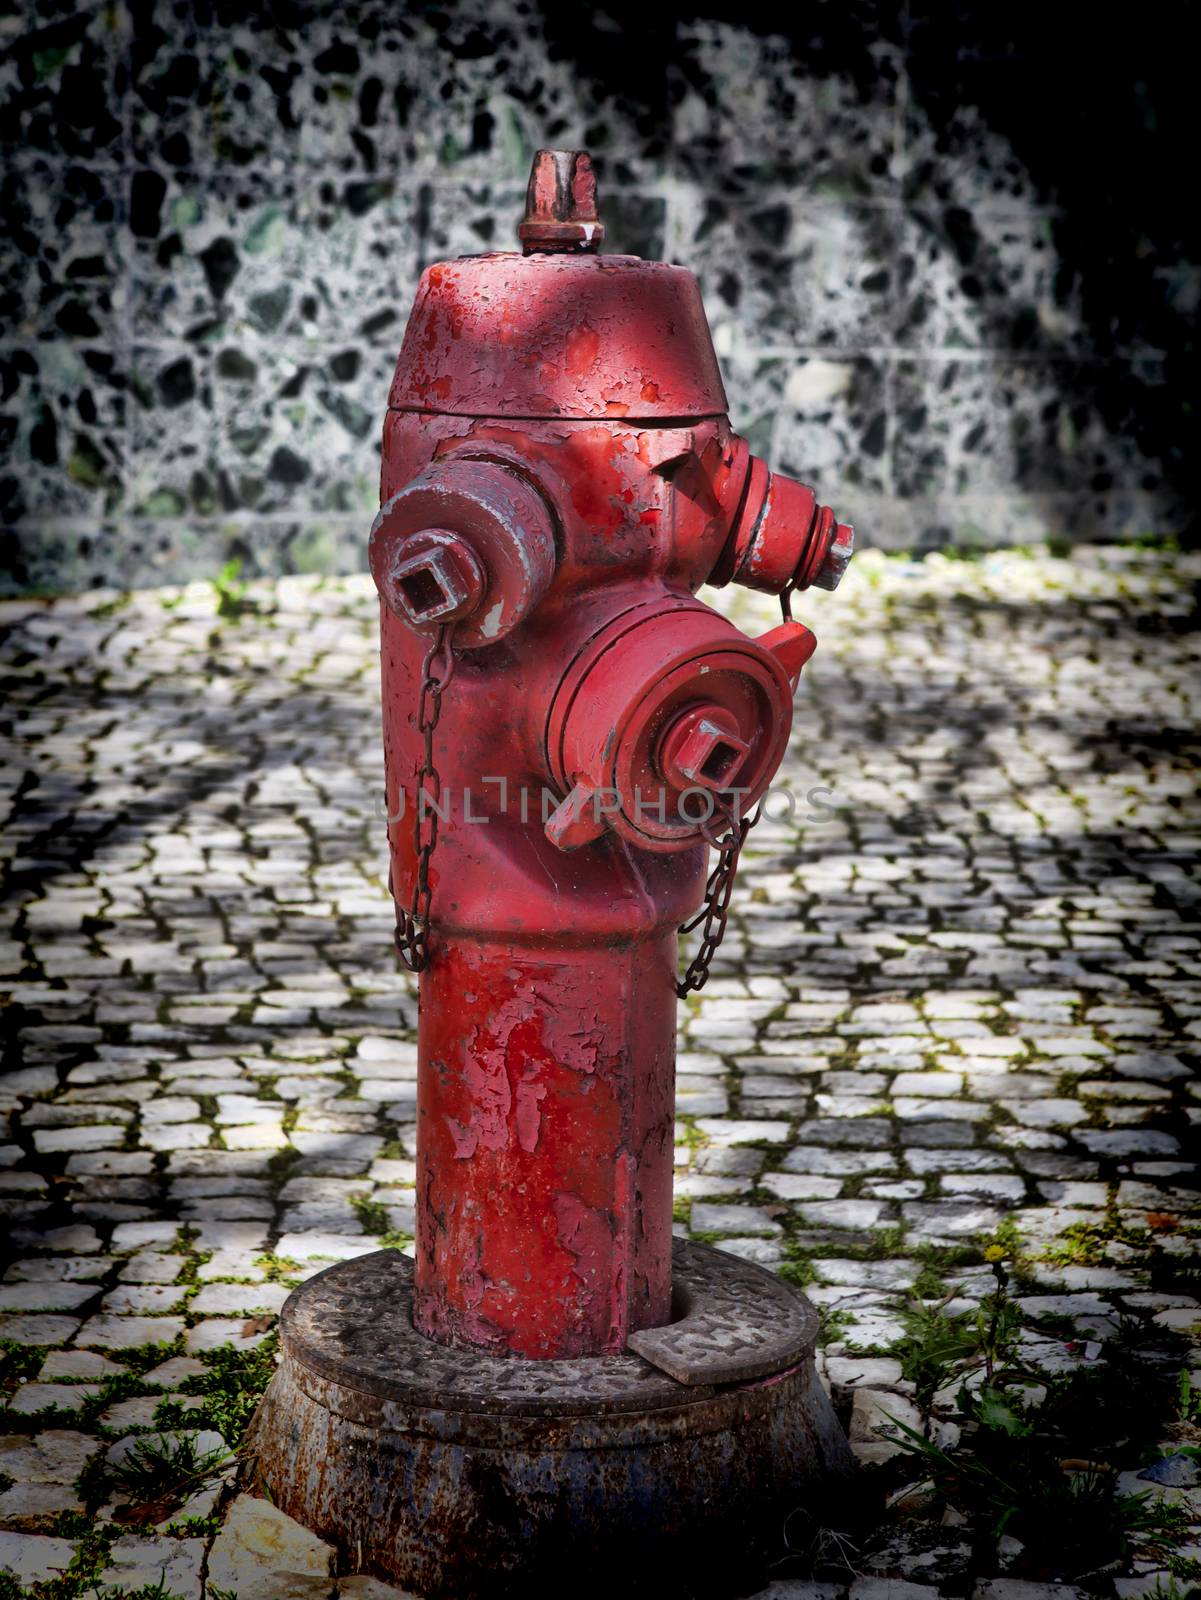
top-left (0, 552), bottom-right (1197, 1596)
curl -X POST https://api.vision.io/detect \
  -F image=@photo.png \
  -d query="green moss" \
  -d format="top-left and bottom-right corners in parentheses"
top-left (176, 1329), bottom-right (279, 1449)
top-left (1042, 1196), bottom-right (1146, 1268)
top-left (350, 1192), bottom-right (390, 1235)
top-left (264, 1145), bottom-right (302, 1190)
top-left (778, 1257), bottom-right (816, 1290)
top-left (911, 1260), bottom-right (949, 1299)
top-left (253, 1253), bottom-right (302, 1285)
top-left (676, 1116), bottom-right (708, 1153)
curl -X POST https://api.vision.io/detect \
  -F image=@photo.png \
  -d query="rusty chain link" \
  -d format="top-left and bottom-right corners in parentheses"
top-left (673, 576), bottom-right (791, 993)
top-left (675, 800), bottom-right (762, 996)
top-left (393, 624), bottom-right (457, 974)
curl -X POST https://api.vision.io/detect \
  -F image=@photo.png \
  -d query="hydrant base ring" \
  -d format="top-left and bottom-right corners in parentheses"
top-left (249, 1243), bottom-right (854, 1599)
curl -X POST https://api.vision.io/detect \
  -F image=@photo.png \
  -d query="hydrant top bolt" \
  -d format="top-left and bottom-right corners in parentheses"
top-left (658, 705), bottom-right (752, 795)
top-left (518, 148), bottom-right (605, 255)
top-left (383, 529), bottom-right (486, 629)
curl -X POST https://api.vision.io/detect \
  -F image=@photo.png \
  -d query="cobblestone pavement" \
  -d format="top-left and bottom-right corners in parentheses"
top-left (1, 545), bottom-right (1198, 1599)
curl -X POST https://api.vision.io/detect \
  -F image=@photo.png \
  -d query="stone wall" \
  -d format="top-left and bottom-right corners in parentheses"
top-left (1, 0), bottom-right (1193, 593)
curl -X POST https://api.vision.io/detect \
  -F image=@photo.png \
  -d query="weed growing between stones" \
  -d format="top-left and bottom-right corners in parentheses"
top-left (47, 1337), bottom-right (280, 1566)
top-left (0, 1341), bottom-right (43, 1399)
top-left (0, 1514), bottom-right (118, 1599)
top-left (153, 1331), bottom-right (279, 1449)
top-left (773, 1242), bottom-right (1201, 1588)
top-left (778, 1257), bottom-right (817, 1291)
top-left (348, 1191), bottom-right (390, 1235)
top-left (348, 1192), bottom-right (411, 1251)
top-left (0, 1339), bottom-right (190, 1439)
top-left (1044, 1211), bottom-right (1161, 1268)
top-left (897, 1248), bottom-right (1025, 1412)
top-left (209, 557), bottom-right (257, 622)
top-left (884, 1404), bottom-right (1190, 1576)
top-left (875, 1250), bottom-right (1200, 1580)
top-left (1177, 1369), bottom-right (1201, 1426)
top-left (893, 1301), bottom-right (1007, 1420)
top-left (107, 1430), bottom-right (231, 1512)
top-left (816, 1307), bottom-right (854, 1347)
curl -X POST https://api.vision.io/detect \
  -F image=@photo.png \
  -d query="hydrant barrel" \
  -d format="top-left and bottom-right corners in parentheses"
top-left (415, 932), bottom-right (677, 1355)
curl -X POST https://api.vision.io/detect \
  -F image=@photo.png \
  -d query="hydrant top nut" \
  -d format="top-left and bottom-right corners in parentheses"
top-left (518, 147), bottom-right (605, 256)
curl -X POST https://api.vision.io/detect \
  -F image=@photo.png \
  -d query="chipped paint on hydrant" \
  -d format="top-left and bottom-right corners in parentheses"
top-left (372, 148), bottom-right (855, 1360)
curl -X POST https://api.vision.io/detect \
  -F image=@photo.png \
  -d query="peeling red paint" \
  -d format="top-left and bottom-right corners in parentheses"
top-left (565, 324), bottom-right (599, 375)
top-left (554, 1190), bottom-right (611, 1287)
top-left (389, 252), bottom-right (727, 421)
top-left (514, 1072), bottom-right (547, 1153)
top-left (413, 938), bottom-right (676, 1357)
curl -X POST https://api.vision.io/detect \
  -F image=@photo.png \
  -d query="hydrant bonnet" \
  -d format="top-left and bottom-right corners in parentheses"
top-left (388, 252), bottom-right (728, 421)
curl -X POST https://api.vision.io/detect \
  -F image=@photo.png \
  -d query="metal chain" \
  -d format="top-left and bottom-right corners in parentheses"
top-left (675, 801), bottom-right (763, 997)
top-left (675, 561), bottom-right (797, 994)
top-left (674, 574), bottom-right (792, 993)
top-left (394, 624), bottom-right (457, 974)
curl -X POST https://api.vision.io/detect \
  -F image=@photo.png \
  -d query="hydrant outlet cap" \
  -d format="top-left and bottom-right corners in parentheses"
top-left (813, 522), bottom-right (855, 592)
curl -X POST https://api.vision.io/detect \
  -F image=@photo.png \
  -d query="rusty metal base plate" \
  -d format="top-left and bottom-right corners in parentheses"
top-left (249, 1242), bottom-right (853, 1600)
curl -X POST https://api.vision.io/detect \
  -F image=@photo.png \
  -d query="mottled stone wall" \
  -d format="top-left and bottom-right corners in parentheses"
top-left (1, 0), bottom-right (1193, 593)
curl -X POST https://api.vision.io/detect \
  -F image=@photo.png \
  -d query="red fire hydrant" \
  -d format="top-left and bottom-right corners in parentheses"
top-left (254, 149), bottom-right (855, 1600)
top-left (372, 149), bottom-right (852, 1362)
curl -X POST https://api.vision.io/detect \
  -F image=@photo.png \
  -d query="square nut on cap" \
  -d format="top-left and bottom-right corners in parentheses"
top-left (383, 530), bottom-right (486, 628)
